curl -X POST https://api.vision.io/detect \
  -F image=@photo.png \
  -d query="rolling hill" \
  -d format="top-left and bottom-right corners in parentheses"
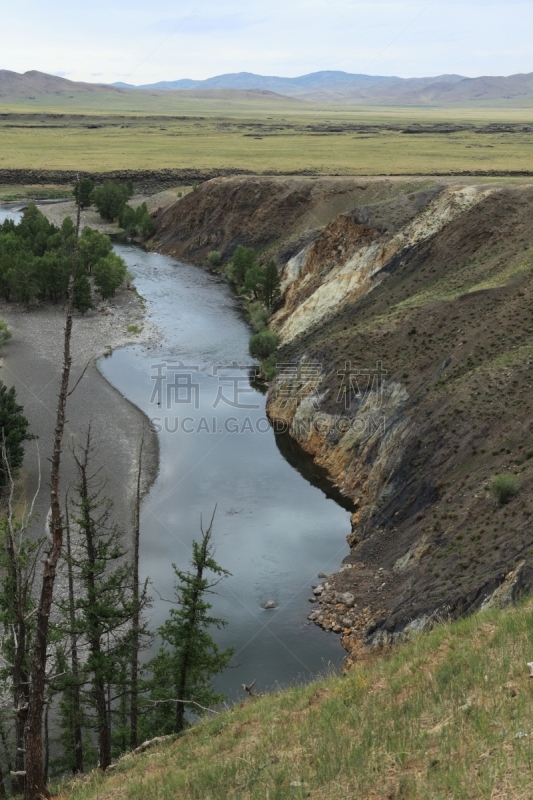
top-left (117, 69), bottom-right (533, 107)
top-left (2, 68), bottom-right (533, 108)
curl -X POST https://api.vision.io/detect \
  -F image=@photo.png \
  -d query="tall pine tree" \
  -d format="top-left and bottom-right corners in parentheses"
top-left (144, 511), bottom-right (233, 736)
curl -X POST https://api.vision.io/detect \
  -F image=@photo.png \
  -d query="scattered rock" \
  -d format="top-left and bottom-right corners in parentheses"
top-left (318, 572), bottom-right (328, 579)
top-left (308, 596), bottom-right (317, 603)
top-left (264, 600), bottom-right (276, 609)
top-left (339, 592), bottom-right (355, 607)
top-left (313, 584), bottom-right (324, 596)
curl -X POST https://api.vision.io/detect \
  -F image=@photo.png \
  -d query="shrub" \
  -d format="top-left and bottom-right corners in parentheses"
top-left (248, 302), bottom-right (268, 332)
top-left (261, 354), bottom-right (277, 381)
top-left (490, 473), bottom-right (519, 505)
top-left (207, 250), bottom-right (222, 268)
top-left (249, 330), bottom-right (279, 360)
top-left (0, 319), bottom-right (12, 347)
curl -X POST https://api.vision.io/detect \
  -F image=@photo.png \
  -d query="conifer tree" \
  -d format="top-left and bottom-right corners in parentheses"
top-left (144, 511), bottom-right (234, 736)
top-left (64, 430), bottom-right (136, 770)
top-left (261, 259), bottom-right (281, 310)
top-left (73, 273), bottom-right (93, 315)
top-left (229, 245), bottom-right (256, 285)
top-left (0, 382), bottom-right (34, 491)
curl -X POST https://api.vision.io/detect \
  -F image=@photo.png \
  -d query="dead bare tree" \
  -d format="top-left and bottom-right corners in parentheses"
top-left (130, 433), bottom-right (143, 750)
top-left (64, 500), bottom-right (84, 774)
top-left (0, 439), bottom-right (42, 795)
top-left (24, 184), bottom-right (82, 800)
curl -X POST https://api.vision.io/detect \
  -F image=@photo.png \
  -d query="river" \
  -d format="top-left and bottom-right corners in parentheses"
top-left (0, 204), bottom-right (351, 702)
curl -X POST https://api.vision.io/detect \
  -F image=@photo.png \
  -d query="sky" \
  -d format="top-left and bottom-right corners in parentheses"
top-left (2, 0), bottom-right (532, 84)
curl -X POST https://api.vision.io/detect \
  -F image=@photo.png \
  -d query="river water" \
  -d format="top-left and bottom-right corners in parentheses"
top-left (0, 205), bottom-right (351, 702)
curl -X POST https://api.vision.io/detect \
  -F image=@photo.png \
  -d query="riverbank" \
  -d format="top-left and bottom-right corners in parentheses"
top-left (0, 262), bottom-right (160, 532)
top-left (33, 189), bottom-right (184, 234)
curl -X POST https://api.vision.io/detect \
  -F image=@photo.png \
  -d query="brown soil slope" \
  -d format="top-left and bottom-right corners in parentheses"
top-left (150, 176), bottom-right (436, 264)
top-left (153, 176), bottom-right (533, 657)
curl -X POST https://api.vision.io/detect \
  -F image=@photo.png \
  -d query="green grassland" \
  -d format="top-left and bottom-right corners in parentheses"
top-left (1, 92), bottom-right (533, 174)
top-left (57, 599), bottom-right (533, 800)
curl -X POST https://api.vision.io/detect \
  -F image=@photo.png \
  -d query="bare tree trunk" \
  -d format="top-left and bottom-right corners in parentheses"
top-left (43, 706), bottom-right (49, 787)
top-left (65, 504), bottom-right (84, 774)
top-left (0, 759), bottom-right (6, 799)
top-left (24, 189), bottom-right (81, 800)
top-left (1, 441), bottom-right (38, 796)
top-left (0, 726), bottom-right (11, 781)
top-left (130, 435), bottom-right (143, 750)
top-left (76, 434), bottom-right (112, 771)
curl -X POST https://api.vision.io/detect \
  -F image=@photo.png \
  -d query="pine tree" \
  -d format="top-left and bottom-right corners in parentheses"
top-left (229, 245), bottom-right (256, 285)
top-left (243, 263), bottom-right (264, 300)
top-left (0, 382), bottom-right (34, 491)
top-left (144, 511), bottom-right (233, 736)
top-left (73, 178), bottom-right (94, 210)
top-left (62, 430), bottom-right (135, 770)
top-left (261, 259), bottom-right (281, 310)
top-left (73, 273), bottom-right (93, 315)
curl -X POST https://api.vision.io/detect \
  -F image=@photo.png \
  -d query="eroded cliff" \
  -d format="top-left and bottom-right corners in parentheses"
top-left (153, 175), bottom-right (533, 658)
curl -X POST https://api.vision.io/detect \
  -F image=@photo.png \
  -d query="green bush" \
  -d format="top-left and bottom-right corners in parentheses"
top-left (490, 473), bottom-right (519, 505)
top-left (248, 302), bottom-right (268, 332)
top-left (207, 250), bottom-right (222, 267)
top-left (0, 319), bottom-right (12, 347)
top-left (249, 330), bottom-right (279, 360)
top-left (261, 354), bottom-right (277, 381)
top-left (118, 202), bottom-right (154, 239)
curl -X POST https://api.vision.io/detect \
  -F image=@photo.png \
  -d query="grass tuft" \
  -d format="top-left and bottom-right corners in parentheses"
top-left (490, 473), bottom-right (519, 505)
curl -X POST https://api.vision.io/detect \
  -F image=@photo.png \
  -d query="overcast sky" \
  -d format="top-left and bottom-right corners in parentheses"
top-left (2, 0), bottom-right (532, 84)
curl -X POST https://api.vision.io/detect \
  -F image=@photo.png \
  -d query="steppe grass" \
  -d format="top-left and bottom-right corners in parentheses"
top-left (0, 184), bottom-right (73, 201)
top-left (57, 599), bottom-right (533, 800)
top-left (1, 101), bottom-right (533, 173)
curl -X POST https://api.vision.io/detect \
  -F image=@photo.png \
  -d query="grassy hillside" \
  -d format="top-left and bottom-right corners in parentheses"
top-left (1, 103), bottom-right (533, 174)
top-left (57, 599), bottom-right (533, 800)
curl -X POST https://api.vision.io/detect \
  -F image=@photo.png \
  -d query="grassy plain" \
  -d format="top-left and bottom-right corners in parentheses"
top-left (0, 92), bottom-right (532, 174)
top-left (57, 599), bottom-right (533, 800)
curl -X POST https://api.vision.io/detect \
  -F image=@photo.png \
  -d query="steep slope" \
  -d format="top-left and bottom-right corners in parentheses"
top-left (150, 176), bottom-right (437, 264)
top-left (266, 181), bottom-right (533, 655)
top-left (60, 599), bottom-right (533, 800)
top-left (153, 175), bottom-right (533, 658)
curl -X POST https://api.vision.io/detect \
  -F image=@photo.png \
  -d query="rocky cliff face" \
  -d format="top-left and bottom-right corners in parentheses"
top-left (153, 175), bottom-right (533, 656)
top-left (265, 180), bottom-right (533, 654)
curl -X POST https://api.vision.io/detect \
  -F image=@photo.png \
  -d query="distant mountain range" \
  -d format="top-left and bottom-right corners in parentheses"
top-left (113, 69), bottom-right (533, 106)
top-left (2, 68), bottom-right (533, 107)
